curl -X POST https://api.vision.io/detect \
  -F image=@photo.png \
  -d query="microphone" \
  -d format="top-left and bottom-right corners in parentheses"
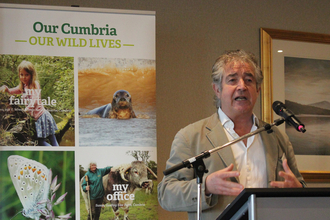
top-left (272, 101), bottom-right (306, 133)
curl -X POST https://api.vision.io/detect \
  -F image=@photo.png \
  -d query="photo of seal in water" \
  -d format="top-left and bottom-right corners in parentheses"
top-left (86, 90), bottom-right (137, 119)
top-left (78, 58), bottom-right (156, 147)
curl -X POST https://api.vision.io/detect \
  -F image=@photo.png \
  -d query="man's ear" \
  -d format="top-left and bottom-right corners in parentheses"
top-left (212, 83), bottom-right (221, 98)
top-left (257, 86), bottom-right (261, 94)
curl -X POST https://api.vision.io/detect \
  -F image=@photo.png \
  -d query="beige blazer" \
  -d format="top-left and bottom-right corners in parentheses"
top-left (158, 113), bottom-right (305, 220)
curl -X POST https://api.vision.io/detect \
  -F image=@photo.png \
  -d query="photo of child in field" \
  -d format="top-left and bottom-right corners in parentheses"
top-left (0, 55), bottom-right (74, 146)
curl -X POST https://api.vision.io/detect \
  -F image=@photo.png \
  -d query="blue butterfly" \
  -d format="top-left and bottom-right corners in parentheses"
top-left (8, 155), bottom-right (50, 220)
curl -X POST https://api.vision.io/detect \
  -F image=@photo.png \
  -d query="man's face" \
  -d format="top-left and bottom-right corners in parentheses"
top-left (90, 164), bottom-right (97, 172)
top-left (214, 61), bottom-right (260, 120)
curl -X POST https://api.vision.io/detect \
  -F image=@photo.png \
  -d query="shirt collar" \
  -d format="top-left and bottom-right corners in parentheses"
top-left (217, 107), bottom-right (259, 128)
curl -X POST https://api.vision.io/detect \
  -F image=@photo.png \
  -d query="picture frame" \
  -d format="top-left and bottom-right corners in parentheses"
top-left (260, 28), bottom-right (330, 183)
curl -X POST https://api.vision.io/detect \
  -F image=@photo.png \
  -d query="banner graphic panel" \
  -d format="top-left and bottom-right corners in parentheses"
top-left (0, 4), bottom-right (156, 220)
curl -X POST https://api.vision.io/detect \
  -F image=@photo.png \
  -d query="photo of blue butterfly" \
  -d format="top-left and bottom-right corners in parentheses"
top-left (0, 151), bottom-right (75, 220)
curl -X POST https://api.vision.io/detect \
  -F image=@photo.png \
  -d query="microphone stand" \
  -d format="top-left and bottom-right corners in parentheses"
top-left (163, 118), bottom-right (285, 220)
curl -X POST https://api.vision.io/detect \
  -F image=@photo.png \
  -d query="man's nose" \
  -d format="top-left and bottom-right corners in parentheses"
top-left (237, 78), bottom-right (247, 90)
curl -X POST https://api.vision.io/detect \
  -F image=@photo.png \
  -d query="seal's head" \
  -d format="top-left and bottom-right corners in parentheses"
top-left (111, 90), bottom-right (136, 119)
top-left (112, 90), bottom-right (132, 108)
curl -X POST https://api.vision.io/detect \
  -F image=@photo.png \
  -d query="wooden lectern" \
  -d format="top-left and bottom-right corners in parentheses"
top-left (217, 188), bottom-right (330, 220)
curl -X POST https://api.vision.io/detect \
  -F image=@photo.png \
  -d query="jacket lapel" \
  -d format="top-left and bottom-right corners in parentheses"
top-left (205, 113), bottom-right (238, 182)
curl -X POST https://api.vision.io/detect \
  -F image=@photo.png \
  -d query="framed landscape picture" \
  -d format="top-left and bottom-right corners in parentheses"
top-left (260, 28), bottom-right (330, 183)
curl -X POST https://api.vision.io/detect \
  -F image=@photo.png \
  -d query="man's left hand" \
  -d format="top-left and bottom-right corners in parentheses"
top-left (270, 159), bottom-right (303, 188)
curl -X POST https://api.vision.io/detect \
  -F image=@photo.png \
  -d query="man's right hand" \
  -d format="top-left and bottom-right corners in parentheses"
top-left (205, 163), bottom-right (243, 196)
top-left (86, 185), bottom-right (90, 191)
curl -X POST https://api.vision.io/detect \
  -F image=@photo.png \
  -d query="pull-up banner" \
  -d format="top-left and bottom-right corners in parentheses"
top-left (0, 4), bottom-right (157, 220)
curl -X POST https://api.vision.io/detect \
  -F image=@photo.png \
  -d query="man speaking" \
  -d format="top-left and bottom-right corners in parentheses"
top-left (158, 50), bottom-right (305, 219)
